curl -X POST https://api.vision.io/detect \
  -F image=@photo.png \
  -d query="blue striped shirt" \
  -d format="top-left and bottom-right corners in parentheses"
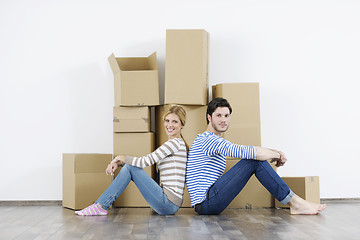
top-left (186, 131), bottom-right (257, 207)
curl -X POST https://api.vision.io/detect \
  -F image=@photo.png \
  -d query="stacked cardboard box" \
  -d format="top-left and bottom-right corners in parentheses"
top-left (165, 29), bottom-right (209, 105)
top-left (108, 52), bottom-right (159, 106)
top-left (160, 29), bottom-right (209, 207)
top-left (109, 53), bottom-right (159, 207)
top-left (62, 154), bottom-right (113, 210)
top-left (212, 83), bottom-right (277, 208)
top-left (212, 83), bottom-right (261, 146)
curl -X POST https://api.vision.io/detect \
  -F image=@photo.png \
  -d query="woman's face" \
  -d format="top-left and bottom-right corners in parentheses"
top-left (164, 113), bottom-right (183, 139)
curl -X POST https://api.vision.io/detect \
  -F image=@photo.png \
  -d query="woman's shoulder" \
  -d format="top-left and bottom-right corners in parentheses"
top-left (163, 138), bottom-right (183, 147)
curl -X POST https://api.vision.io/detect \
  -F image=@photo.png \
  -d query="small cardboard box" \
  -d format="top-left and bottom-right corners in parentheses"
top-left (165, 29), bottom-right (209, 105)
top-left (275, 176), bottom-right (320, 208)
top-left (212, 83), bottom-right (261, 146)
top-left (155, 104), bottom-right (207, 149)
top-left (226, 158), bottom-right (277, 208)
top-left (108, 52), bottom-right (159, 106)
top-left (113, 132), bottom-right (154, 157)
top-left (113, 106), bottom-right (150, 132)
top-left (62, 154), bottom-right (112, 210)
top-left (112, 165), bottom-right (155, 207)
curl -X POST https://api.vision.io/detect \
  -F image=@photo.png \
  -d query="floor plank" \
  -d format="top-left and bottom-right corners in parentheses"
top-left (0, 202), bottom-right (359, 240)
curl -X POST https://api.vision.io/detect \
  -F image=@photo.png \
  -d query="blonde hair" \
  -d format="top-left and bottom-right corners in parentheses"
top-left (163, 105), bottom-right (189, 150)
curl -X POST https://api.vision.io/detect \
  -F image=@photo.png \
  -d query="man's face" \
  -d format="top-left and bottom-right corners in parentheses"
top-left (208, 107), bottom-right (231, 133)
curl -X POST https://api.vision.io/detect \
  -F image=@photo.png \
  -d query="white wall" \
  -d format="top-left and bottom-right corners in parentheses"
top-left (1, 0), bottom-right (359, 200)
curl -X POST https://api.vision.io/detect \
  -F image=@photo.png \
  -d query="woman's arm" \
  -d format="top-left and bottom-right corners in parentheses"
top-left (110, 138), bottom-right (181, 169)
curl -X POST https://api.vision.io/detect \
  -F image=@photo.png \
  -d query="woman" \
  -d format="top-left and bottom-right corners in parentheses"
top-left (75, 105), bottom-right (188, 216)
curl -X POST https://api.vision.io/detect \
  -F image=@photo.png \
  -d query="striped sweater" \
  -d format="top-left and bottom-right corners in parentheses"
top-left (125, 138), bottom-right (187, 206)
top-left (186, 131), bottom-right (256, 207)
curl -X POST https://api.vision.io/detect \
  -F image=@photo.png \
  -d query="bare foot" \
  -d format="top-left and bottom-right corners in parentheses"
top-left (289, 194), bottom-right (326, 215)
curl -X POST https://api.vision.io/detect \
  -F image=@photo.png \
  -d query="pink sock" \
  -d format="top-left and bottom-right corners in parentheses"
top-left (75, 203), bottom-right (108, 216)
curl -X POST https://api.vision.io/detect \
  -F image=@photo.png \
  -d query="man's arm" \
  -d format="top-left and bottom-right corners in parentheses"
top-left (256, 147), bottom-right (287, 167)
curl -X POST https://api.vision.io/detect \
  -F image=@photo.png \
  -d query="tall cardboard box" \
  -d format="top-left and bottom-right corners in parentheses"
top-left (165, 29), bottom-right (209, 105)
top-left (108, 52), bottom-right (159, 106)
top-left (155, 104), bottom-right (207, 149)
top-left (212, 83), bottom-right (261, 146)
top-left (112, 132), bottom-right (155, 207)
top-left (275, 176), bottom-right (320, 208)
top-left (62, 154), bottom-right (112, 210)
top-left (113, 132), bottom-right (154, 157)
top-left (226, 158), bottom-right (277, 208)
top-left (113, 106), bottom-right (150, 132)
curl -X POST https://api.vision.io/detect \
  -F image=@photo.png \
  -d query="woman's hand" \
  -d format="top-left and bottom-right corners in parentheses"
top-left (106, 162), bottom-right (119, 176)
top-left (106, 155), bottom-right (126, 175)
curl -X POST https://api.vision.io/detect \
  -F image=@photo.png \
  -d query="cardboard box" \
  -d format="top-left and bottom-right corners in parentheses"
top-left (113, 106), bottom-right (150, 132)
top-left (112, 165), bottom-right (155, 207)
top-left (165, 29), bottom-right (209, 105)
top-left (62, 154), bottom-right (112, 210)
top-left (113, 132), bottom-right (154, 157)
top-left (275, 176), bottom-right (320, 208)
top-left (112, 132), bottom-right (156, 207)
top-left (226, 158), bottom-right (277, 208)
top-left (212, 83), bottom-right (261, 146)
top-left (108, 52), bottom-right (159, 106)
top-left (155, 104), bottom-right (207, 148)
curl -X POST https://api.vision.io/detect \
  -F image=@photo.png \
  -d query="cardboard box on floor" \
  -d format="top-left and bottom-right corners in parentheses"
top-left (62, 154), bottom-right (113, 210)
top-left (155, 104), bottom-right (207, 149)
top-left (112, 132), bottom-right (155, 207)
top-left (165, 29), bottom-right (209, 105)
top-left (113, 106), bottom-right (150, 132)
top-left (226, 158), bottom-right (277, 208)
top-left (212, 83), bottom-right (261, 146)
top-left (108, 52), bottom-right (159, 106)
top-left (275, 176), bottom-right (320, 208)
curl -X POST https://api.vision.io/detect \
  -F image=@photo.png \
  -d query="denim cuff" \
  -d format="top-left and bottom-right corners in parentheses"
top-left (280, 189), bottom-right (295, 205)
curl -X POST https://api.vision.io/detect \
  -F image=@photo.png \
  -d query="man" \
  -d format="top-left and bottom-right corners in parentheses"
top-left (186, 97), bottom-right (326, 215)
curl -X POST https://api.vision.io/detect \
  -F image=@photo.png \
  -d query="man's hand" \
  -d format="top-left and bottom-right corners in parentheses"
top-left (270, 151), bottom-right (287, 167)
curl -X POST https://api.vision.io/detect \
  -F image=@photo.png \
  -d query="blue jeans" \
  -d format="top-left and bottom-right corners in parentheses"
top-left (95, 164), bottom-right (179, 215)
top-left (194, 159), bottom-right (294, 215)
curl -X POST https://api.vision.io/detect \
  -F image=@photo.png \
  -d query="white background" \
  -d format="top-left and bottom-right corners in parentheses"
top-left (1, 0), bottom-right (359, 200)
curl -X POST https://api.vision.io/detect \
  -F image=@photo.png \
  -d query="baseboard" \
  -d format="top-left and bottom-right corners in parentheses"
top-left (321, 198), bottom-right (360, 203)
top-left (0, 200), bottom-right (62, 206)
top-left (0, 198), bottom-right (359, 206)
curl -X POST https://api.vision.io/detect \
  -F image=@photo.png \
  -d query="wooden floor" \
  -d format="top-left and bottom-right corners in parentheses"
top-left (0, 202), bottom-right (359, 240)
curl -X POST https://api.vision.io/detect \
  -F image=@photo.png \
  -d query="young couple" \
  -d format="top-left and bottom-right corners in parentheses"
top-left (75, 99), bottom-right (326, 216)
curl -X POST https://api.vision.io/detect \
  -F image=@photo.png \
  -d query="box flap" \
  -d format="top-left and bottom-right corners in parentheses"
top-left (108, 53), bottom-right (120, 75)
top-left (147, 52), bottom-right (158, 70)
